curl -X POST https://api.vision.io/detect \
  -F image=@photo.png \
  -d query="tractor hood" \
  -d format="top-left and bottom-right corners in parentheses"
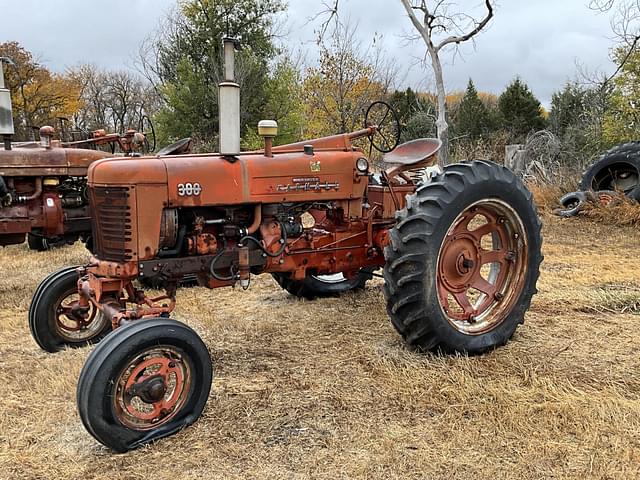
top-left (88, 148), bottom-right (365, 206)
top-left (0, 144), bottom-right (112, 177)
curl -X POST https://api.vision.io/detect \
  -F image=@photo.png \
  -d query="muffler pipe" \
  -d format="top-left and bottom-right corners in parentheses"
top-left (218, 38), bottom-right (240, 156)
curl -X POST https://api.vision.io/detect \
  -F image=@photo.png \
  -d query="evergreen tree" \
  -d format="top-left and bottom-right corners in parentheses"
top-left (145, 0), bottom-right (285, 149)
top-left (549, 82), bottom-right (589, 138)
top-left (455, 79), bottom-right (491, 139)
top-left (498, 78), bottom-right (546, 142)
top-left (388, 88), bottom-right (421, 127)
top-left (401, 111), bottom-right (436, 142)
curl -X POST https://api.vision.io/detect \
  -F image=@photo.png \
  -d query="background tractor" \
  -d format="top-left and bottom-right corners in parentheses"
top-left (30, 39), bottom-right (543, 452)
top-left (0, 57), bottom-right (191, 251)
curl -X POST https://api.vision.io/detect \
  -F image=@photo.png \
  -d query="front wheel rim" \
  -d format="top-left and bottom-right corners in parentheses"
top-left (55, 291), bottom-right (106, 342)
top-left (113, 346), bottom-right (192, 431)
top-left (436, 199), bottom-right (528, 335)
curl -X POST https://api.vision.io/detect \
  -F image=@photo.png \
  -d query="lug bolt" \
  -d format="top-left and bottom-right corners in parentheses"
top-left (168, 362), bottom-right (176, 368)
top-left (494, 292), bottom-right (504, 301)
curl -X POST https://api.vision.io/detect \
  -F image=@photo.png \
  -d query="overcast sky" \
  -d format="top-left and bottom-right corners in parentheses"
top-left (0, 0), bottom-right (618, 106)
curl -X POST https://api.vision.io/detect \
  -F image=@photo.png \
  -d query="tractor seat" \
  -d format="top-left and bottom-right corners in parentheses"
top-left (383, 138), bottom-right (442, 165)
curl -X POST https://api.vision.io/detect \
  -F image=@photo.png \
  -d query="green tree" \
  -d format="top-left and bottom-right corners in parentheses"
top-left (549, 82), bottom-right (590, 137)
top-left (547, 81), bottom-right (608, 168)
top-left (402, 111), bottom-right (436, 142)
top-left (455, 79), bottom-right (492, 139)
top-left (140, 0), bottom-right (285, 149)
top-left (388, 88), bottom-right (421, 127)
top-left (603, 47), bottom-right (640, 145)
top-left (498, 78), bottom-right (546, 142)
top-left (242, 56), bottom-right (305, 149)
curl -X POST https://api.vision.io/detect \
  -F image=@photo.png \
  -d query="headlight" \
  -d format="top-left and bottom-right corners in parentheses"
top-left (356, 157), bottom-right (369, 173)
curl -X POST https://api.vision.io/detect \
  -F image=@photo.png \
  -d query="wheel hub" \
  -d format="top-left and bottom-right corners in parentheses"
top-left (115, 349), bottom-right (191, 431)
top-left (440, 235), bottom-right (479, 293)
top-left (131, 375), bottom-right (168, 404)
top-left (436, 200), bottom-right (528, 334)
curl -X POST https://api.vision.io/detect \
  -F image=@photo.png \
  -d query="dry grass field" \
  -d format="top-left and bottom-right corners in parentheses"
top-left (1, 213), bottom-right (640, 479)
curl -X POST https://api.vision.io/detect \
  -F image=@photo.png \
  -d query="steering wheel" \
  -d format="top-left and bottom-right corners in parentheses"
top-left (139, 115), bottom-right (157, 153)
top-left (364, 101), bottom-right (400, 153)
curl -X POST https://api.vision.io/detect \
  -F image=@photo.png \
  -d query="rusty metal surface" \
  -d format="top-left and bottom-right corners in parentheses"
top-left (78, 126), bottom-right (447, 327)
top-left (436, 200), bottom-right (528, 334)
top-left (383, 138), bottom-right (441, 165)
top-left (0, 144), bottom-right (111, 176)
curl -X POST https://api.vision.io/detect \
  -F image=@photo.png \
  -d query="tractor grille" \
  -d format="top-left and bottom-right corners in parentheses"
top-left (90, 186), bottom-right (133, 262)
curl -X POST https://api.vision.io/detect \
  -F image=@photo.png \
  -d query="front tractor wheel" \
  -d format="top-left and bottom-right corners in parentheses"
top-left (77, 319), bottom-right (213, 452)
top-left (29, 266), bottom-right (111, 352)
top-left (383, 160), bottom-right (542, 354)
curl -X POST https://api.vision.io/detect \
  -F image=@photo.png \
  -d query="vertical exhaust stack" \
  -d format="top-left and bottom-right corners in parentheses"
top-left (218, 38), bottom-right (240, 156)
top-left (0, 57), bottom-right (15, 151)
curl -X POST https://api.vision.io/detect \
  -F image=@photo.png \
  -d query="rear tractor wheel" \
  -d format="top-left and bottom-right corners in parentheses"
top-left (77, 319), bottom-right (213, 452)
top-left (29, 266), bottom-right (111, 352)
top-left (384, 160), bottom-right (542, 354)
top-left (273, 268), bottom-right (375, 300)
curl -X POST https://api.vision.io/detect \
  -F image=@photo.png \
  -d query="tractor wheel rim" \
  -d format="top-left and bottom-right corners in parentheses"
top-left (311, 273), bottom-right (346, 284)
top-left (114, 346), bottom-right (192, 431)
top-left (436, 199), bottom-right (528, 335)
top-left (55, 292), bottom-right (105, 342)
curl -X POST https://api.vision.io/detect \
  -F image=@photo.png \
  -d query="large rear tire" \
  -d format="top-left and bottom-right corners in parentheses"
top-left (29, 266), bottom-right (111, 352)
top-left (273, 268), bottom-right (375, 300)
top-left (77, 319), bottom-right (213, 452)
top-left (383, 160), bottom-right (542, 354)
top-left (579, 142), bottom-right (640, 194)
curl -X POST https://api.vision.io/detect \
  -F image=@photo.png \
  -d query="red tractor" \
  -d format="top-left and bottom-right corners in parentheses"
top-left (0, 125), bottom-right (164, 250)
top-left (29, 40), bottom-right (542, 452)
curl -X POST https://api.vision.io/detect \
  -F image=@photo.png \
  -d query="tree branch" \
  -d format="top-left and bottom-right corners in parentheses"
top-left (435, 0), bottom-right (493, 52)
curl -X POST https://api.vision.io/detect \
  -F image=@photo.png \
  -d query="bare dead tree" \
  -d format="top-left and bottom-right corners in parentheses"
top-left (398, 0), bottom-right (493, 164)
top-left (70, 65), bottom-right (157, 134)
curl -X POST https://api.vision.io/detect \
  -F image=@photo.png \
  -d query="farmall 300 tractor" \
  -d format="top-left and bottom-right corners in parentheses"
top-left (30, 40), bottom-right (542, 452)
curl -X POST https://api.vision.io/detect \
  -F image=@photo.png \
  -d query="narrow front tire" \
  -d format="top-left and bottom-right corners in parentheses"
top-left (77, 319), bottom-right (213, 452)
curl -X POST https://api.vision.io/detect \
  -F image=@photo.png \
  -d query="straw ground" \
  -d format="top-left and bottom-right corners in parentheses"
top-left (0, 213), bottom-right (639, 479)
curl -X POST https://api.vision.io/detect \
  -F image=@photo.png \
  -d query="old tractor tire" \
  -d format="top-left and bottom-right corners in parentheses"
top-left (77, 319), bottom-right (213, 452)
top-left (555, 191), bottom-right (590, 217)
top-left (272, 268), bottom-right (375, 300)
top-left (579, 142), bottom-right (640, 195)
top-left (383, 160), bottom-right (542, 354)
top-left (29, 266), bottom-right (111, 352)
top-left (27, 233), bottom-right (51, 252)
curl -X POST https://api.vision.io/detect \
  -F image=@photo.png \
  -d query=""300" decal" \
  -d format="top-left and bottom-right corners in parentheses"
top-left (177, 182), bottom-right (202, 196)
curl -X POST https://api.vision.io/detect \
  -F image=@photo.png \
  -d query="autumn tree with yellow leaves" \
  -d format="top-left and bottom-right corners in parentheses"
top-left (0, 42), bottom-right (82, 140)
top-left (303, 22), bottom-right (394, 139)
